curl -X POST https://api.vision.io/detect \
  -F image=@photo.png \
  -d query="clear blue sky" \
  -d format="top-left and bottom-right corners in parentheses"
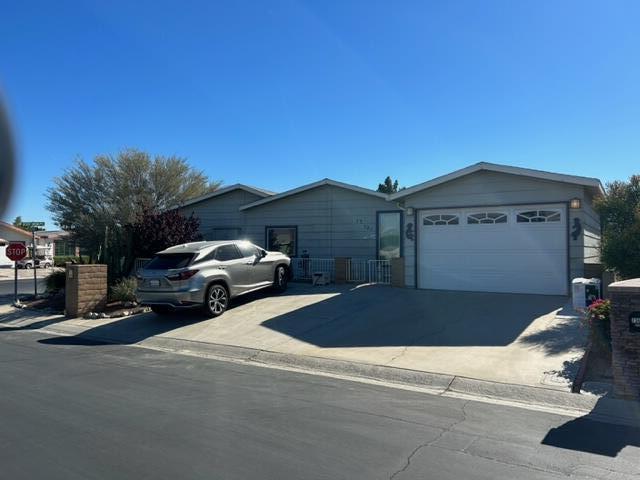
top-left (2, 1), bottom-right (639, 229)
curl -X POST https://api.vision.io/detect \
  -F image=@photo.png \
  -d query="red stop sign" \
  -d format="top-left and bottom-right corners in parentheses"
top-left (6, 242), bottom-right (27, 261)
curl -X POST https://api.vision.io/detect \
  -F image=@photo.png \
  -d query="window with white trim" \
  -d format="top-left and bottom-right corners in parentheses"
top-left (467, 212), bottom-right (508, 224)
top-left (516, 210), bottom-right (561, 223)
top-left (423, 214), bottom-right (459, 226)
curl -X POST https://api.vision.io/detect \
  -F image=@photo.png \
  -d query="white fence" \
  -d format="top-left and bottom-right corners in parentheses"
top-left (290, 258), bottom-right (335, 282)
top-left (291, 257), bottom-right (391, 285)
top-left (346, 259), bottom-right (368, 283)
top-left (367, 259), bottom-right (391, 284)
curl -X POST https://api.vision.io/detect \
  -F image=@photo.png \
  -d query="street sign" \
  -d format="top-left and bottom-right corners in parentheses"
top-left (6, 242), bottom-right (27, 261)
top-left (21, 221), bottom-right (45, 231)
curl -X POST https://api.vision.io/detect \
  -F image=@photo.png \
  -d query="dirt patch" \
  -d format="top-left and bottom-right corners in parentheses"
top-left (17, 292), bottom-right (65, 314)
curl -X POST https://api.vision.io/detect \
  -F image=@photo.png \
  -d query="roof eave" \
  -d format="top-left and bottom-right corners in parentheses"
top-left (178, 184), bottom-right (275, 209)
top-left (390, 162), bottom-right (605, 200)
top-left (239, 179), bottom-right (387, 211)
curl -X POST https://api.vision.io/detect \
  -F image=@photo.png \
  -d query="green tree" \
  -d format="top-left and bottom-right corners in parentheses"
top-left (594, 175), bottom-right (640, 278)
top-left (46, 149), bottom-right (220, 281)
top-left (376, 176), bottom-right (399, 194)
top-left (12, 215), bottom-right (24, 229)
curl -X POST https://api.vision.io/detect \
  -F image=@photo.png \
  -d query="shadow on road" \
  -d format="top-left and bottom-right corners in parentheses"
top-left (38, 311), bottom-right (205, 346)
top-left (542, 397), bottom-right (640, 457)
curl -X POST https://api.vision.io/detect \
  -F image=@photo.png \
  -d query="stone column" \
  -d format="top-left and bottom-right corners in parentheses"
top-left (334, 257), bottom-right (350, 284)
top-left (608, 278), bottom-right (640, 400)
top-left (65, 264), bottom-right (108, 318)
top-left (391, 257), bottom-right (405, 288)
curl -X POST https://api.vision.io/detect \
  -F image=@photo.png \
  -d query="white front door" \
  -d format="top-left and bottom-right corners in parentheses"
top-left (418, 204), bottom-right (568, 295)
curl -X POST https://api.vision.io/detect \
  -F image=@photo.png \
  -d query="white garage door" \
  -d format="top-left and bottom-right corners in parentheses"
top-left (418, 204), bottom-right (568, 295)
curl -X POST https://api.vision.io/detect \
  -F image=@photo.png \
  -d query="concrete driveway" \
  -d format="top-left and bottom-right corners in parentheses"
top-left (20, 283), bottom-right (586, 390)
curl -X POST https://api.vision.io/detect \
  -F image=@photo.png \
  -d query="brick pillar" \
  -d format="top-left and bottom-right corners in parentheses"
top-left (334, 257), bottom-right (350, 284)
top-left (608, 279), bottom-right (640, 400)
top-left (391, 257), bottom-right (405, 288)
top-left (65, 264), bottom-right (108, 318)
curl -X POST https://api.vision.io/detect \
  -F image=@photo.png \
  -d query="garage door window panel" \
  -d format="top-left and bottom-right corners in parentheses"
top-left (467, 212), bottom-right (508, 225)
top-left (423, 214), bottom-right (459, 226)
top-left (516, 210), bottom-right (561, 223)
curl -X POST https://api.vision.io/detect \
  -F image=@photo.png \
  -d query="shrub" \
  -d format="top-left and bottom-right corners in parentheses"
top-left (53, 256), bottom-right (89, 267)
top-left (46, 270), bottom-right (66, 293)
top-left (583, 299), bottom-right (611, 351)
top-left (109, 277), bottom-right (138, 303)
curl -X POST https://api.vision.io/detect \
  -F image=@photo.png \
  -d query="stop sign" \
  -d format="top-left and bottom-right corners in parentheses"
top-left (6, 242), bottom-right (27, 261)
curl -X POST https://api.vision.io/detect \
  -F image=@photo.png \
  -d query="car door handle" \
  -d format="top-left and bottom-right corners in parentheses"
top-left (245, 262), bottom-right (254, 265)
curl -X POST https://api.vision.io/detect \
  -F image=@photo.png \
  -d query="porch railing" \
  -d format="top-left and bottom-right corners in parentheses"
top-left (367, 259), bottom-right (391, 284)
top-left (346, 259), bottom-right (368, 283)
top-left (290, 258), bottom-right (335, 282)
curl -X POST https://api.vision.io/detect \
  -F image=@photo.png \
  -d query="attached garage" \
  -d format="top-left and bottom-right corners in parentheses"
top-left (417, 204), bottom-right (568, 295)
top-left (390, 162), bottom-right (604, 295)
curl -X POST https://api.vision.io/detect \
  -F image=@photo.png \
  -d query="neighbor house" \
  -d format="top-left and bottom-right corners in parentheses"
top-left (179, 162), bottom-right (603, 296)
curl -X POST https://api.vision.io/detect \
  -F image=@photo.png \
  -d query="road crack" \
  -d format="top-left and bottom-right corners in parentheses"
top-left (389, 400), bottom-right (470, 479)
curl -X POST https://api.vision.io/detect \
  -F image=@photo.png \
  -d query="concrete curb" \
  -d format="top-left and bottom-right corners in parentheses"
top-left (38, 321), bottom-right (613, 416)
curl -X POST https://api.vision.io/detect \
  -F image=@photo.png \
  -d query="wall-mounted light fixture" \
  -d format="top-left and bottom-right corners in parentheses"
top-left (570, 198), bottom-right (581, 209)
top-left (406, 207), bottom-right (414, 216)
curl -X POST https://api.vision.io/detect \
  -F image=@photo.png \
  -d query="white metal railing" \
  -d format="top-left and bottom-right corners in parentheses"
top-left (134, 258), bottom-right (151, 273)
top-left (291, 258), bottom-right (335, 282)
top-left (368, 259), bottom-right (391, 284)
top-left (346, 259), bottom-right (368, 283)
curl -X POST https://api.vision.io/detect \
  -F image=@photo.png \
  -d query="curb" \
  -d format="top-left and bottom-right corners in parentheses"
top-left (39, 322), bottom-right (610, 417)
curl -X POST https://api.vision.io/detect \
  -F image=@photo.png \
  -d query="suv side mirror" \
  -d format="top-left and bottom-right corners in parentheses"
top-left (260, 249), bottom-right (267, 257)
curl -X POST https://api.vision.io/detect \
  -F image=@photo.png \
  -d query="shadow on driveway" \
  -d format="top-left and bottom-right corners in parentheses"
top-left (37, 283), bottom-right (579, 353)
top-left (260, 284), bottom-right (571, 348)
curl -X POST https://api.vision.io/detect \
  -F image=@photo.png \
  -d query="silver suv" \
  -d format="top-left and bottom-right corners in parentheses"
top-left (136, 240), bottom-right (291, 317)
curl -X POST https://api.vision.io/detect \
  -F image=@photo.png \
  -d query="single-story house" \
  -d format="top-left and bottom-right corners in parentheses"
top-left (0, 221), bottom-right (33, 267)
top-left (180, 162), bottom-right (603, 296)
top-left (35, 230), bottom-right (80, 257)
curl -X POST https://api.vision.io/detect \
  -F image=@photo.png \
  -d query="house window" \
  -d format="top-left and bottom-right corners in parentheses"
top-left (53, 239), bottom-right (77, 256)
top-left (516, 210), bottom-right (561, 223)
top-left (378, 212), bottom-right (401, 259)
top-left (423, 214), bottom-right (459, 226)
top-left (467, 212), bottom-right (508, 224)
top-left (266, 227), bottom-right (297, 257)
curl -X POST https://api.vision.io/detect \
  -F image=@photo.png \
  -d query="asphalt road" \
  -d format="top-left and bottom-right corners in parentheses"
top-left (0, 329), bottom-right (638, 480)
top-left (0, 274), bottom-right (48, 296)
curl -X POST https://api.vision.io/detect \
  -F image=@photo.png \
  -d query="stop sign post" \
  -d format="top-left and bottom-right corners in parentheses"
top-left (7, 241), bottom-right (26, 303)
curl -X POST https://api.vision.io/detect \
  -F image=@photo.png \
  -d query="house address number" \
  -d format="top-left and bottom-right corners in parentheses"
top-left (630, 312), bottom-right (640, 333)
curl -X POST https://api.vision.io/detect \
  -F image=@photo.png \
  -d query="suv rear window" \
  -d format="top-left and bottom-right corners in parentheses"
top-left (145, 253), bottom-right (194, 270)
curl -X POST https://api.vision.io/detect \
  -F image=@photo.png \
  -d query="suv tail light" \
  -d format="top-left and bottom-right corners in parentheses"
top-left (166, 269), bottom-right (199, 281)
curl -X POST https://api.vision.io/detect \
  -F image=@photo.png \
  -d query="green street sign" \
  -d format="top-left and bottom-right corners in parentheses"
top-left (21, 221), bottom-right (45, 231)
